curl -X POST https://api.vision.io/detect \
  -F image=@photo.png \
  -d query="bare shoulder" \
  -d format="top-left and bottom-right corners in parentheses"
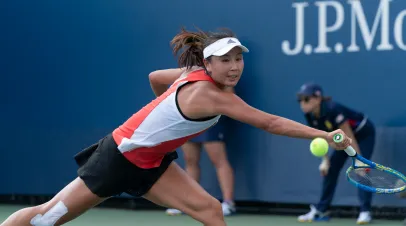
top-left (192, 82), bottom-right (233, 105)
top-left (181, 81), bottom-right (271, 130)
top-left (186, 81), bottom-right (223, 104)
top-left (192, 82), bottom-right (244, 117)
top-left (177, 81), bottom-right (225, 119)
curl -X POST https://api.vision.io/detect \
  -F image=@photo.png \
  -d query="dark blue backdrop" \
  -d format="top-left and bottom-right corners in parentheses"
top-left (2, 0), bottom-right (406, 207)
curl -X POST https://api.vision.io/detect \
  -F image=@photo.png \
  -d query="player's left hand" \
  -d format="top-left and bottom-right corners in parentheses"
top-left (326, 129), bottom-right (352, 150)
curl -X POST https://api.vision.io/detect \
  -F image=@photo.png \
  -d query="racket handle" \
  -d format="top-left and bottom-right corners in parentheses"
top-left (332, 133), bottom-right (357, 157)
top-left (344, 146), bottom-right (357, 157)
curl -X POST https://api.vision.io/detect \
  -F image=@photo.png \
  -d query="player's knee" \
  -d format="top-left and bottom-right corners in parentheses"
top-left (197, 197), bottom-right (223, 220)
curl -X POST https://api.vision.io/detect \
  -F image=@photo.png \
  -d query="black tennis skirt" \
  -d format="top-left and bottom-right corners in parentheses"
top-left (74, 133), bottom-right (178, 198)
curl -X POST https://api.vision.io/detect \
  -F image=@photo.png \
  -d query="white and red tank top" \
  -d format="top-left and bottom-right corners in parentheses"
top-left (112, 68), bottom-right (221, 169)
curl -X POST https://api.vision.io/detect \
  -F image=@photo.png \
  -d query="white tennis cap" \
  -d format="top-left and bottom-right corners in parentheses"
top-left (203, 37), bottom-right (249, 59)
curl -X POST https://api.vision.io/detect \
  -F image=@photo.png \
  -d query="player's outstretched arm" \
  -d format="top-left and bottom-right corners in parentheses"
top-left (148, 68), bottom-right (185, 96)
top-left (209, 90), bottom-right (351, 149)
top-left (214, 92), bottom-right (327, 139)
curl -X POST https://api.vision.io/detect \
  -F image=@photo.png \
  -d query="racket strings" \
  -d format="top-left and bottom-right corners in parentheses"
top-left (348, 168), bottom-right (405, 189)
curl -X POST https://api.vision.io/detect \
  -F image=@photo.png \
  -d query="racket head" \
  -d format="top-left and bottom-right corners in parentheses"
top-left (346, 155), bottom-right (406, 194)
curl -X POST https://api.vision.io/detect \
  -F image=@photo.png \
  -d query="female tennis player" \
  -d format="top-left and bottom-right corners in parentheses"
top-left (1, 28), bottom-right (352, 226)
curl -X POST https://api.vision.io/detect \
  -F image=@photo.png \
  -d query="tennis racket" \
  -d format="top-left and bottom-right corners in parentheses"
top-left (333, 133), bottom-right (406, 194)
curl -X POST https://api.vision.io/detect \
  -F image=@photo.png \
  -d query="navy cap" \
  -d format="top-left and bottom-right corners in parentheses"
top-left (297, 83), bottom-right (323, 97)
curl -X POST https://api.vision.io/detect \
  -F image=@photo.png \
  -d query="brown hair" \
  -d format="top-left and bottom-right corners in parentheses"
top-left (170, 26), bottom-right (237, 69)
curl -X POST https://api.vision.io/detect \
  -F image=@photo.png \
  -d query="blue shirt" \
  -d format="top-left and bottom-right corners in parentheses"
top-left (305, 100), bottom-right (368, 134)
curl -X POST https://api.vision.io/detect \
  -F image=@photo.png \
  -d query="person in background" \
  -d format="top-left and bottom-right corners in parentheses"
top-left (296, 83), bottom-right (376, 225)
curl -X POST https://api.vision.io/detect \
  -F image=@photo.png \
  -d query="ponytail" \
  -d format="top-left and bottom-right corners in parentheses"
top-left (170, 27), bottom-right (207, 69)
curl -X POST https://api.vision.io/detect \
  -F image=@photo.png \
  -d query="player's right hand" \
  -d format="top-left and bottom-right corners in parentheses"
top-left (326, 129), bottom-right (352, 150)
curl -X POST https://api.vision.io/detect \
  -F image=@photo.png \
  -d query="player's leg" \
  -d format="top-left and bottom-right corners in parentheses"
top-left (145, 162), bottom-right (225, 226)
top-left (1, 177), bottom-right (106, 226)
top-left (356, 129), bottom-right (375, 224)
top-left (166, 141), bottom-right (202, 215)
top-left (298, 151), bottom-right (348, 222)
top-left (205, 141), bottom-right (235, 215)
top-left (1, 133), bottom-right (132, 226)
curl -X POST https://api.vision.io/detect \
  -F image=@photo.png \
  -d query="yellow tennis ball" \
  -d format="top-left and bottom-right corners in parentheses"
top-left (310, 138), bottom-right (329, 157)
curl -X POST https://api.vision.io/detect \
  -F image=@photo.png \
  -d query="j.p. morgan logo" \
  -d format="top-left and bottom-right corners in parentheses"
top-left (282, 0), bottom-right (406, 55)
